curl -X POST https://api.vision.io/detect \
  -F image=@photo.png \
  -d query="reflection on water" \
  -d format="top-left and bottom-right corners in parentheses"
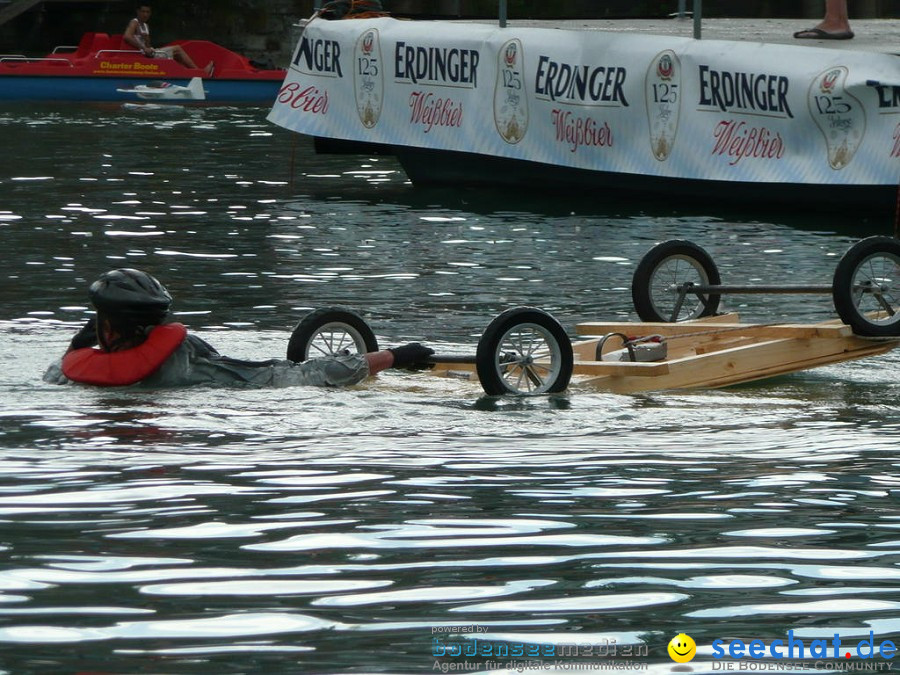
top-left (1, 104), bottom-right (900, 673)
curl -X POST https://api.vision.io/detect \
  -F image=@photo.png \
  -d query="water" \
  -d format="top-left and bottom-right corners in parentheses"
top-left (1, 103), bottom-right (900, 674)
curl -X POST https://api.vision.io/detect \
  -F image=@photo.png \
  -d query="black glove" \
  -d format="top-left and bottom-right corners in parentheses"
top-left (388, 343), bottom-right (435, 371)
top-left (68, 318), bottom-right (98, 351)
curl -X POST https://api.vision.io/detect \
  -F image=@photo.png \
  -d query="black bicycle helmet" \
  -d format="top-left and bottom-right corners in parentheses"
top-left (89, 268), bottom-right (172, 323)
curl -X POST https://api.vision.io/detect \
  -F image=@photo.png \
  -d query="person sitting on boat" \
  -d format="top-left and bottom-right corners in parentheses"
top-left (124, 4), bottom-right (215, 77)
top-left (43, 268), bottom-right (433, 389)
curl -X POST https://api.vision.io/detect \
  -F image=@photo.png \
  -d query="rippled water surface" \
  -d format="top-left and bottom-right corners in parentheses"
top-left (2, 104), bottom-right (900, 674)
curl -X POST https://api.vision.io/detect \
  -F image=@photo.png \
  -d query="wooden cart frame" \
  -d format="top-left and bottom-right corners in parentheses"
top-left (288, 237), bottom-right (900, 396)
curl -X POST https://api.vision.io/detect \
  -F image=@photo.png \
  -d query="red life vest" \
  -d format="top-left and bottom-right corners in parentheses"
top-left (62, 323), bottom-right (187, 386)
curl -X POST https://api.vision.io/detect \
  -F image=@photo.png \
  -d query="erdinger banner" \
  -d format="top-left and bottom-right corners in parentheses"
top-left (268, 17), bottom-right (900, 186)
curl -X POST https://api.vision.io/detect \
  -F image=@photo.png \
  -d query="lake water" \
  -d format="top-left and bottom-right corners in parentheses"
top-left (1, 103), bottom-right (900, 674)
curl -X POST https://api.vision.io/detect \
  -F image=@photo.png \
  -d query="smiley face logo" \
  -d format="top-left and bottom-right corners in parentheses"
top-left (668, 633), bottom-right (696, 663)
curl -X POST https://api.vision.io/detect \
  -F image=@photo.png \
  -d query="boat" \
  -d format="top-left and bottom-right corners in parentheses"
top-left (0, 32), bottom-right (286, 103)
top-left (267, 15), bottom-right (900, 212)
top-left (117, 76), bottom-right (206, 101)
top-left (286, 237), bottom-right (900, 396)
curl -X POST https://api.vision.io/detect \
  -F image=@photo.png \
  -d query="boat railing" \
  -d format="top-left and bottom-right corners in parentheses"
top-left (95, 49), bottom-right (143, 57)
top-left (496, 0), bottom-right (703, 36)
top-left (310, 1), bottom-right (704, 38)
top-left (0, 56), bottom-right (73, 66)
top-left (51, 45), bottom-right (78, 54)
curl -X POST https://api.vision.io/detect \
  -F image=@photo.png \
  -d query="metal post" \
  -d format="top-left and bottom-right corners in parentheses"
top-left (499, 0), bottom-right (507, 27)
top-left (693, 0), bottom-right (702, 38)
top-left (677, 0), bottom-right (686, 18)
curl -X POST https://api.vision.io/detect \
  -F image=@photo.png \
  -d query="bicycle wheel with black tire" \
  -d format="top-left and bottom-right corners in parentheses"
top-left (475, 307), bottom-right (573, 396)
top-left (287, 307), bottom-right (379, 362)
top-left (631, 240), bottom-right (722, 322)
top-left (832, 236), bottom-right (900, 337)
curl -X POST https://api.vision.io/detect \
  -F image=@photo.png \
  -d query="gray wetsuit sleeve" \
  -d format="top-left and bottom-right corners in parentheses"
top-left (264, 355), bottom-right (370, 388)
top-left (45, 333), bottom-right (371, 389)
top-left (144, 335), bottom-right (370, 388)
top-left (141, 335), bottom-right (369, 387)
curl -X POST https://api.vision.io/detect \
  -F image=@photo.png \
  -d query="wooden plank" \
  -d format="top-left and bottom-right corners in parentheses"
top-left (427, 314), bottom-right (900, 392)
top-left (570, 360), bottom-right (670, 377)
top-left (575, 313), bottom-right (738, 337)
top-left (662, 340), bottom-right (898, 391)
top-left (430, 361), bottom-right (476, 373)
top-left (692, 335), bottom-right (759, 354)
top-left (575, 320), bottom-right (854, 339)
top-left (574, 337), bottom-right (898, 394)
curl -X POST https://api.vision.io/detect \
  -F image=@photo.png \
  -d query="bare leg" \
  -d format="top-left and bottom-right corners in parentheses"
top-left (794, 0), bottom-right (852, 38)
top-left (817, 0), bottom-right (851, 32)
top-left (170, 45), bottom-right (199, 70)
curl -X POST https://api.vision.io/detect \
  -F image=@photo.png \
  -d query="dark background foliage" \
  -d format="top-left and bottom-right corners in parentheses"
top-left (2, 0), bottom-right (898, 57)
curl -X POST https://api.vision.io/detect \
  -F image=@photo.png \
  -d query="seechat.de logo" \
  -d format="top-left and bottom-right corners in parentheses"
top-left (669, 633), bottom-right (697, 663)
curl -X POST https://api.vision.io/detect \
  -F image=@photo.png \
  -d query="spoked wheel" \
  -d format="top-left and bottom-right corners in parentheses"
top-left (631, 240), bottom-right (721, 322)
top-left (832, 236), bottom-right (900, 337)
top-left (475, 307), bottom-right (573, 396)
top-left (287, 307), bottom-right (379, 362)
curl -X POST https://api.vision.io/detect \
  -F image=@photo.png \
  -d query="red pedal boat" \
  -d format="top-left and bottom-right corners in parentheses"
top-left (0, 32), bottom-right (285, 103)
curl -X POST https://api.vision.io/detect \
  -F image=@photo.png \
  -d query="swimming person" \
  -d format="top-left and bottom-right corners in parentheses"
top-left (43, 268), bottom-right (433, 388)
